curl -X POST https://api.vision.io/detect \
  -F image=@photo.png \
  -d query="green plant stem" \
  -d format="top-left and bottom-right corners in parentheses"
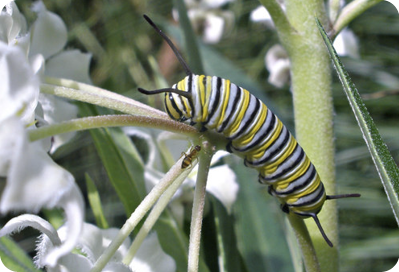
top-left (282, 1), bottom-right (336, 272)
top-left (122, 150), bottom-right (197, 265)
top-left (287, 215), bottom-right (320, 272)
top-left (28, 115), bottom-right (196, 142)
top-left (333, 0), bottom-right (383, 36)
top-left (90, 156), bottom-right (193, 272)
top-left (187, 144), bottom-right (213, 272)
top-left (42, 77), bottom-right (165, 118)
top-left (258, 0), bottom-right (293, 40)
top-left (329, 0), bottom-right (342, 22)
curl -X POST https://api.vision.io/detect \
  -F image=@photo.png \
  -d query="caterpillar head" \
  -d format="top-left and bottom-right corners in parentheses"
top-left (137, 15), bottom-right (196, 122)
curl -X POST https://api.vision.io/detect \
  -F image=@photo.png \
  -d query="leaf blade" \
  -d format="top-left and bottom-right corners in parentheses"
top-left (317, 18), bottom-right (399, 224)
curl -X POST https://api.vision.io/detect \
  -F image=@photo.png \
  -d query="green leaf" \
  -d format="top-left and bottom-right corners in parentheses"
top-left (173, 0), bottom-right (204, 75)
top-left (210, 195), bottom-right (248, 272)
top-left (232, 161), bottom-right (295, 272)
top-left (86, 173), bottom-right (109, 229)
top-left (0, 237), bottom-right (42, 272)
top-left (154, 211), bottom-right (210, 272)
top-left (317, 18), bottom-right (399, 224)
top-left (79, 104), bottom-right (147, 216)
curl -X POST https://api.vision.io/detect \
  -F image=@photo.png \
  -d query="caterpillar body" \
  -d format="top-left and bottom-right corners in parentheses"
top-left (181, 145), bottom-right (201, 169)
top-left (138, 15), bottom-right (360, 247)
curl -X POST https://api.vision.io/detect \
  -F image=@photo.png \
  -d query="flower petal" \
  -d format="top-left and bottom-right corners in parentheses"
top-left (129, 232), bottom-right (176, 272)
top-left (45, 50), bottom-right (92, 84)
top-left (0, 13), bottom-right (13, 43)
top-left (0, 1), bottom-right (27, 45)
top-left (0, 117), bottom-right (77, 212)
top-left (37, 93), bottom-right (78, 152)
top-left (250, 5), bottom-right (276, 29)
top-left (0, 214), bottom-right (61, 246)
top-left (51, 253), bottom-right (93, 272)
top-left (203, 14), bottom-right (224, 44)
top-left (0, 42), bottom-right (39, 123)
top-left (206, 165), bottom-right (239, 214)
top-left (333, 28), bottom-right (359, 59)
top-left (103, 262), bottom-right (132, 272)
top-left (202, 0), bottom-right (233, 9)
top-left (265, 44), bottom-right (291, 88)
top-left (42, 185), bottom-right (84, 267)
top-left (30, 1), bottom-right (67, 59)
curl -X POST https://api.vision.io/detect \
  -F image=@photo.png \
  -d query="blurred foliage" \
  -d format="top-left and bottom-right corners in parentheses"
top-left (7, 0), bottom-right (399, 271)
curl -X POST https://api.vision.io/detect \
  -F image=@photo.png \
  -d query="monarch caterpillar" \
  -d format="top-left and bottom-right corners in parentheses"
top-left (181, 145), bottom-right (201, 169)
top-left (138, 15), bottom-right (360, 247)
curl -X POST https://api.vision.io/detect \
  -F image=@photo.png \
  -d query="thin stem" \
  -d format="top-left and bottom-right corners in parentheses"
top-left (287, 215), bottom-right (320, 272)
top-left (258, 0), bottom-right (295, 41)
top-left (122, 153), bottom-right (198, 265)
top-left (333, 0), bottom-right (383, 37)
top-left (329, 0), bottom-right (342, 22)
top-left (187, 144), bottom-right (213, 272)
top-left (28, 115), bottom-right (196, 142)
top-left (90, 156), bottom-right (191, 272)
top-left (42, 77), bottom-right (165, 119)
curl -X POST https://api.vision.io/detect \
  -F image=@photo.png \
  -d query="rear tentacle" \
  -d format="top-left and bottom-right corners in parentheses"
top-left (326, 193), bottom-right (361, 200)
top-left (310, 213), bottom-right (334, 247)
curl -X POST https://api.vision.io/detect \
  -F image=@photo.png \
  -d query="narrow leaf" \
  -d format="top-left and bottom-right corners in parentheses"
top-left (210, 195), bottom-right (248, 272)
top-left (232, 162), bottom-right (295, 272)
top-left (173, 0), bottom-right (204, 75)
top-left (154, 211), bottom-right (210, 272)
top-left (79, 104), bottom-right (147, 216)
top-left (317, 18), bottom-right (399, 224)
top-left (0, 237), bottom-right (42, 272)
top-left (85, 173), bottom-right (109, 229)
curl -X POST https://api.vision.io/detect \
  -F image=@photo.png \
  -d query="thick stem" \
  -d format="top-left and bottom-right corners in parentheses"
top-left (283, 1), bottom-right (337, 272)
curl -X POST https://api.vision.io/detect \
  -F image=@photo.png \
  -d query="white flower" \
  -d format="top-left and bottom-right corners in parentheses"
top-left (1, 217), bottom-right (175, 272)
top-left (333, 28), bottom-right (359, 59)
top-left (0, 217), bottom-right (130, 271)
top-left (0, 119), bottom-right (85, 267)
top-left (2, 0), bottom-right (89, 152)
top-left (0, 42), bottom-right (39, 123)
top-left (29, 1), bottom-right (92, 84)
top-left (250, 6), bottom-right (291, 88)
top-left (265, 44), bottom-right (291, 88)
top-left (25, 1), bottom-right (92, 152)
top-left (250, 5), bottom-right (274, 28)
top-left (0, 3), bottom-right (85, 267)
top-left (173, 0), bottom-right (234, 44)
top-left (249, 3), bottom-right (285, 28)
top-left (30, 1), bottom-right (67, 60)
top-left (129, 232), bottom-right (176, 272)
top-left (0, 0), bottom-right (28, 47)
